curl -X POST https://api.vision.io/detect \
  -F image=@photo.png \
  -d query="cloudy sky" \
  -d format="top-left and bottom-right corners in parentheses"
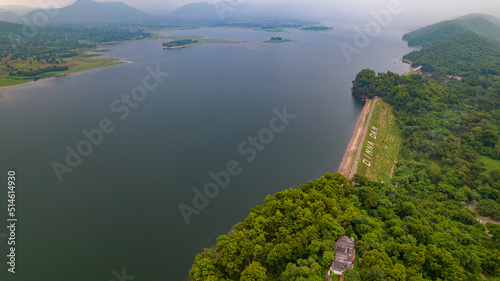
top-left (1, 0), bottom-right (500, 21)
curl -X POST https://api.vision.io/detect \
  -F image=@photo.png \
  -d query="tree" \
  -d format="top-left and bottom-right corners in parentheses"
top-left (387, 263), bottom-right (407, 281)
top-left (425, 245), bottom-right (467, 280)
top-left (476, 199), bottom-right (500, 219)
top-left (494, 144), bottom-right (500, 158)
top-left (486, 223), bottom-right (500, 247)
top-left (189, 256), bottom-right (218, 281)
top-left (353, 69), bottom-right (377, 98)
top-left (343, 269), bottom-right (361, 281)
top-left (482, 249), bottom-right (500, 277)
top-left (241, 261), bottom-right (267, 281)
top-left (361, 266), bottom-right (386, 281)
top-left (482, 129), bottom-right (499, 147)
top-left (397, 202), bottom-right (416, 218)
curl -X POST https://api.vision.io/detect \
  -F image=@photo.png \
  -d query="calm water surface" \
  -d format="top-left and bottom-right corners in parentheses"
top-left (0, 27), bottom-right (415, 280)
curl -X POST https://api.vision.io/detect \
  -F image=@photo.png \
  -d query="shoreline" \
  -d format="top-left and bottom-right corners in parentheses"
top-left (0, 57), bottom-right (119, 88)
top-left (0, 33), bottom-right (163, 88)
top-left (348, 98), bottom-right (379, 179)
top-left (337, 98), bottom-right (373, 178)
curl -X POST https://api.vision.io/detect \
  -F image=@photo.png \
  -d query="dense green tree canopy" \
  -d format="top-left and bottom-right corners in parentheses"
top-left (403, 31), bottom-right (500, 76)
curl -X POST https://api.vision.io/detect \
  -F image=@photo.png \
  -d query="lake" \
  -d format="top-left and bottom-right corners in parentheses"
top-left (0, 26), bottom-right (415, 280)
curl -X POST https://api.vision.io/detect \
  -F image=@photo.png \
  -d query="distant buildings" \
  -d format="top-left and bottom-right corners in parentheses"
top-left (328, 236), bottom-right (355, 279)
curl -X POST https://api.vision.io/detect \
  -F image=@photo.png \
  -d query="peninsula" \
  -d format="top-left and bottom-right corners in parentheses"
top-left (162, 39), bottom-right (199, 49)
top-left (189, 13), bottom-right (500, 281)
top-left (0, 22), bottom-right (149, 87)
top-left (302, 26), bottom-right (333, 31)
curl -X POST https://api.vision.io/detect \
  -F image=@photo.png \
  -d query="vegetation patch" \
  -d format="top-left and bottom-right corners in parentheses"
top-left (264, 37), bottom-right (292, 43)
top-left (0, 56), bottom-right (117, 87)
top-left (480, 156), bottom-right (500, 171)
top-left (162, 35), bottom-right (245, 48)
top-left (162, 38), bottom-right (199, 48)
top-left (302, 26), bottom-right (333, 31)
top-left (477, 199), bottom-right (500, 220)
top-left (253, 27), bottom-right (287, 32)
top-left (402, 15), bottom-right (500, 77)
top-left (355, 100), bottom-right (402, 182)
top-left (0, 22), bottom-right (149, 87)
top-left (190, 171), bottom-right (500, 281)
top-left (404, 31), bottom-right (500, 76)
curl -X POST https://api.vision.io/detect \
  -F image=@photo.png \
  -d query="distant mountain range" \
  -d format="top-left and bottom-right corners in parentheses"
top-left (1, 0), bottom-right (314, 25)
top-left (22, 0), bottom-right (150, 24)
top-left (3, 0), bottom-right (498, 29)
top-left (0, 5), bottom-right (36, 24)
top-left (0, 0), bottom-right (350, 25)
top-left (403, 13), bottom-right (500, 47)
top-left (167, 2), bottom-right (261, 22)
top-left (0, 5), bottom-right (35, 15)
top-left (165, 1), bottom-right (344, 23)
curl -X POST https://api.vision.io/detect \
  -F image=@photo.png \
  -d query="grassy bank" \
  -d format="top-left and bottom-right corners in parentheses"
top-left (355, 100), bottom-right (402, 182)
top-left (480, 155), bottom-right (500, 171)
top-left (0, 56), bottom-right (118, 87)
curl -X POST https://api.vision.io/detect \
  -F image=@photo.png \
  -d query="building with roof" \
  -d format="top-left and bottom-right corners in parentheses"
top-left (328, 236), bottom-right (355, 279)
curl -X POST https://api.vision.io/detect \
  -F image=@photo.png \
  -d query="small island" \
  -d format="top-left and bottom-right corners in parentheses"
top-left (264, 37), bottom-right (292, 43)
top-left (162, 39), bottom-right (199, 49)
top-left (160, 35), bottom-right (246, 49)
top-left (302, 26), bottom-right (333, 31)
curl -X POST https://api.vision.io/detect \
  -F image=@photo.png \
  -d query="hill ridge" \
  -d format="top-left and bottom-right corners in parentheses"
top-left (403, 13), bottom-right (500, 47)
top-left (23, 0), bottom-right (150, 24)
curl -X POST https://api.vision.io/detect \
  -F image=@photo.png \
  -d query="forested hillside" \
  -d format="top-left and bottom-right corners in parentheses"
top-left (402, 14), bottom-right (500, 77)
top-left (459, 16), bottom-right (500, 41)
top-left (403, 31), bottom-right (500, 76)
top-left (402, 20), bottom-right (468, 47)
top-left (402, 14), bottom-right (500, 47)
top-left (190, 171), bottom-right (500, 280)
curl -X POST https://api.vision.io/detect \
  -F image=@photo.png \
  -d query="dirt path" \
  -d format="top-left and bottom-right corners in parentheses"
top-left (467, 201), bottom-right (499, 238)
top-left (337, 99), bottom-right (373, 177)
top-left (468, 200), bottom-right (500, 225)
top-left (348, 98), bottom-right (378, 179)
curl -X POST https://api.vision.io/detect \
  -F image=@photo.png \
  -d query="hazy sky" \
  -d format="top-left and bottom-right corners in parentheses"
top-left (1, 0), bottom-right (500, 21)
